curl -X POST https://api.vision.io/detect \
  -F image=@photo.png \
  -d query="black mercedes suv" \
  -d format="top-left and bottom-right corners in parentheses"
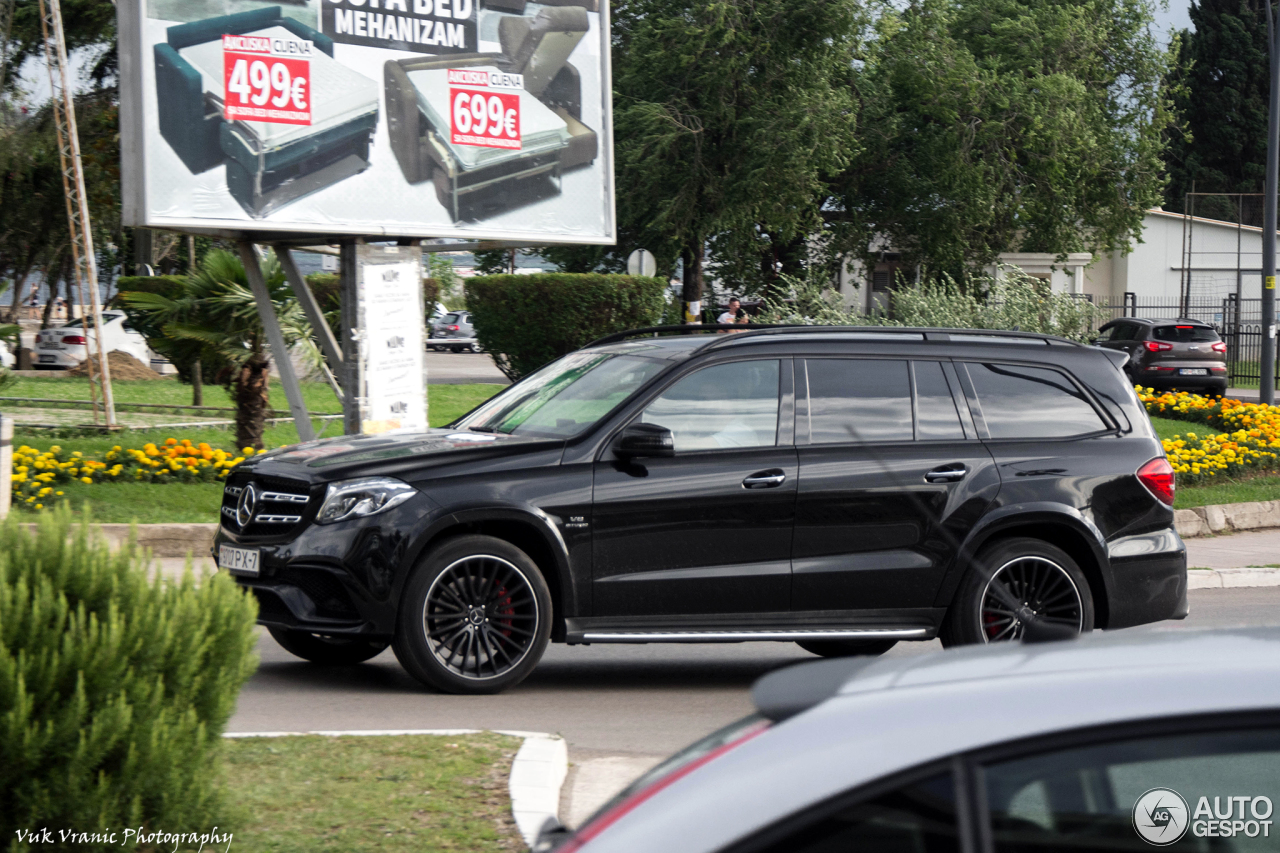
top-left (214, 326), bottom-right (1188, 694)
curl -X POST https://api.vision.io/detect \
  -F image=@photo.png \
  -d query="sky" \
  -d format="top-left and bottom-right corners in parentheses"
top-left (1154, 0), bottom-right (1195, 42)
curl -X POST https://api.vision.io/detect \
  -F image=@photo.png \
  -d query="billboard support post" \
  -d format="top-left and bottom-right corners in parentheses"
top-left (278, 246), bottom-right (344, 369)
top-left (340, 242), bottom-right (363, 436)
top-left (237, 242), bottom-right (315, 443)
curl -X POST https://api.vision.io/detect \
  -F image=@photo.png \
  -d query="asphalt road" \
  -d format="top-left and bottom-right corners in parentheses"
top-left (227, 587), bottom-right (1280, 756)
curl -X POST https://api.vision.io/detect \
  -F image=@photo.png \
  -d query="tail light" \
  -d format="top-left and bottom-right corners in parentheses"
top-left (1144, 341), bottom-right (1173, 352)
top-left (1137, 457), bottom-right (1175, 506)
top-left (448, 325), bottom-right (459, 331)
top-left (1211, 341), bottom-right (1227, 353)
top-left (62, 335), bottom-right (87, 345)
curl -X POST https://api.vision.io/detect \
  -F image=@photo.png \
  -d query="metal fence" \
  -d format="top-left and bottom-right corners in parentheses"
top-left (1105, 292), bottom-right (1280, 388)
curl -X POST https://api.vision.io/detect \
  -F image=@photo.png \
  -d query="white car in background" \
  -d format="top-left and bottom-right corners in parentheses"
top-left (34, 311), bottom-right (152, 370)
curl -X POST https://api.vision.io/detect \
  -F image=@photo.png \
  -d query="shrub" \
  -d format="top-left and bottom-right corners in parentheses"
top-left (759, 265), bottom-right (1105, 342)
top-left (465, 273), bottom-right (667, 379)
top-left (115, 275), bottom-right (214, 386)
top-left (0, 508), bottom-right (259, 846)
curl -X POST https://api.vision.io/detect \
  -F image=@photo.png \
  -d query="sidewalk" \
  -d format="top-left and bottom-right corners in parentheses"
top-left (1185, 528), bottom-right (1280, 569)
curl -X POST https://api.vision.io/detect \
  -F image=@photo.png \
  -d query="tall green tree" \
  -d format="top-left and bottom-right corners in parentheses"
top-left (121, 249), bottom-right (317, 450)
top-left (1163, 0), bottom-right (1269, 220)
top-left (612, 0), bottom-right (862, 310)
top-left (831, 0), bottom-right (1173, 278)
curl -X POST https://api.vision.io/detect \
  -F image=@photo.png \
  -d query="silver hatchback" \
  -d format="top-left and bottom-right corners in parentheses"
top-left (547, 628), bottom-right (1280, 853)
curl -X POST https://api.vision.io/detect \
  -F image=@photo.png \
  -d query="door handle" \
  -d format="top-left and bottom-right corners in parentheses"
top-left (924, 465), bottom-right (969, 483)
top-left (743, 469), bottom-right (787, 489)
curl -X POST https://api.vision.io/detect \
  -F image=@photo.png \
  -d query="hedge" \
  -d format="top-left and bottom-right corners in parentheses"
top-left (0, 508), bottom-right (260, 848)
top-left (464, 273), bottom-right (667, 379)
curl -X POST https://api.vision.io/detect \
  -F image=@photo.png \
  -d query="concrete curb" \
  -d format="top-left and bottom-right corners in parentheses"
top-left (1187, 567), bottom-right (1280, 589)
top-left (19, 522), bottom-right (218, 558)
top-left (221, 728), bottom-right (567, 846)
top-left (1175, 501), bottom-right (1280, 538)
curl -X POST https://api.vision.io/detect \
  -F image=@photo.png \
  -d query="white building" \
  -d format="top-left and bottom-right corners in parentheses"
top-left (838, 208), bottom-right (1272, 311)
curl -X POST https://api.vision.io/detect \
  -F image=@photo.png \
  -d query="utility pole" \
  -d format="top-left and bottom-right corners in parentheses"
top-left (1265, 0), bottom-right (1279, 405)
top-left (38, 0), bottom-right (116, 425)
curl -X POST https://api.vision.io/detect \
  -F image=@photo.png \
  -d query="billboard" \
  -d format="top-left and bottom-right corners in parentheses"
top-left (118, 0), bottom-right (615, 242)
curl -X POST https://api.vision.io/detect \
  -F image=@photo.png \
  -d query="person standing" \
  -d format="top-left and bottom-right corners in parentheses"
top-left (717, 297), bottom-right (742, 326)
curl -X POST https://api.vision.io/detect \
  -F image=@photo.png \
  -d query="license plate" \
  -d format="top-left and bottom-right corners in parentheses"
top-left (219, 544), bottom-right (260, 576)
top-left (1179, 368), bottom-right (1208, 376)
top-left (38, 354), bottom-right (57, 362)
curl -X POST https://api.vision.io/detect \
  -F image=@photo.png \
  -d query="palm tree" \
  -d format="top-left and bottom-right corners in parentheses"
top-left (122, 249), bottom-right (317, 449)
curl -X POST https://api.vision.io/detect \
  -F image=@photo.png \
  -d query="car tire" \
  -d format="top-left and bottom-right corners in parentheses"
top-left (796, 639), bottom-right (897, 658)
top-left (939, 537), bottom-right (1094, 647)
top-left (267, 627), bottom-right (390, 664)
top-left (393, 534), bottom-right (552, 694)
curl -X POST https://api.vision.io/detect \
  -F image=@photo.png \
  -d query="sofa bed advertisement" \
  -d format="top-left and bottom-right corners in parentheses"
top-left (118, 0), bottom-right (615, 241)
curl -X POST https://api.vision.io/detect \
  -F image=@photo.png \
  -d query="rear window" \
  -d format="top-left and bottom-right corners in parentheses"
top-left (441, 313), bottom-right (460, 324)
top-left (966, 363), bottom-right (1109, 439)
top-left (1152, 325), bottom-right (1219, 343)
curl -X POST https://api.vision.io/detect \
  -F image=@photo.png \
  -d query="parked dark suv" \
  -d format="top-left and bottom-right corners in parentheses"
top-left (213, 326), bottom-right (1188, 694)
top-left (1095, 317), bottom-right (1228, 396)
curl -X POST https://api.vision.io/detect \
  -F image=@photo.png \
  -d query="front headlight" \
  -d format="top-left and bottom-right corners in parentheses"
top-left (315, 477), bottom-right (417, 524)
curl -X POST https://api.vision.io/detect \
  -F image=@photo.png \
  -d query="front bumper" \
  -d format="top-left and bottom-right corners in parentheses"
top-left (1105, 527), bottom-right (1189, 629)
top-left (214, 496), bottom-right (437, 639)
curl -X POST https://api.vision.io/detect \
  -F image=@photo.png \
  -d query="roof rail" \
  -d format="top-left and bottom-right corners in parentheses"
top-left (584, 323), bottom-right (795, 348)
top-left (584, 323), bottom-right (1085, 351)
top-left (701, 325), bottom-right (1084, 350)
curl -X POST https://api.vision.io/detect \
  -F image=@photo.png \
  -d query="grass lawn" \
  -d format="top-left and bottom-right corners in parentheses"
top-left (9, 384), bottom-right (503, 523)
top-left (3, 375), bottom-right (345, 413)
top-left (221, 734), bottom-right (523, 852)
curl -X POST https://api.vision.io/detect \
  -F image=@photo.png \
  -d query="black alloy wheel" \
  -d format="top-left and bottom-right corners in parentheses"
top-left (267, 627), bottom-right (389, 664)
top-left (978, 555), bottom-right (1084, 642)
top-left (941, 537), bottom-right (1094, 647)
top-left (394, 535), bottom-right (552, 694)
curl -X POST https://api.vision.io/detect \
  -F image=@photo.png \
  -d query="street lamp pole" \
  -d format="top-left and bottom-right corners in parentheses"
top-left (1263, 0), bottom-right (1279, 405)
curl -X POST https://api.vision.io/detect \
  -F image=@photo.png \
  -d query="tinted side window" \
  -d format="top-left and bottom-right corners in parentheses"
top-left (966, 363), bottom-right (1108, 439)
top-left (747, 771), bottom-right (960, 853)
top-left (642, 360), bottom-right (780, 451)
top-left (914, 362), bottom-right (965, 440)
top-left (806, 359), bottom-right (911, 444)
top-left (984, 727), bottom-right (1280, 852)
top-left (1096, 324), bottom-right (1130, 342)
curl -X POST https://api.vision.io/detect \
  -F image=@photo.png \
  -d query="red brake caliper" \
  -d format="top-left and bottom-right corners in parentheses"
top-left (494, 584), bottom-right (515, 637)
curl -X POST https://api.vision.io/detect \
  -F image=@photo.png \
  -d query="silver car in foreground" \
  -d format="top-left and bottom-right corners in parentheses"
top-left (544, 629), bottom-right (1280, 853)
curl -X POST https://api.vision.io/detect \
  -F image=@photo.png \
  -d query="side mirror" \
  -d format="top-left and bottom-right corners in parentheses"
top-left (612, 423), bottom-right (675, 458)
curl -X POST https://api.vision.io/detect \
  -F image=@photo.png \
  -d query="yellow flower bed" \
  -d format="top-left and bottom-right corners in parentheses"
top-left (10, 439), bottom-right (266, 508)
top-left (1138, 388), bottom-right (1280, 485)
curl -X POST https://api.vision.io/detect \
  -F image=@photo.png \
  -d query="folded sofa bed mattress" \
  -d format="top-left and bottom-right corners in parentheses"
top-left (407, 66), bottom-right (570, 170)
top-left (160, 16), bottom-right (379, 217)
top-left (407, 65), bottom-right (570, 219)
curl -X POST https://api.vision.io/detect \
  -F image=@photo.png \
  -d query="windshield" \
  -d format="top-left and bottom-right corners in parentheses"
top-left (454, 352), bottom-right (668, 438)
top-left (59, 313), bottom-right (120, 329)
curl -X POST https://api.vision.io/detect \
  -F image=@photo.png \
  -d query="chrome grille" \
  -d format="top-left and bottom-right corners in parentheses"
top-left (221, 474), bottom-right (312, 533)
